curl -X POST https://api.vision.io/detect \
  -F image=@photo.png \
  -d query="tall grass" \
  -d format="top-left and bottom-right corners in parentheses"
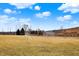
top-left (0, 35), bottom-right (79, 56)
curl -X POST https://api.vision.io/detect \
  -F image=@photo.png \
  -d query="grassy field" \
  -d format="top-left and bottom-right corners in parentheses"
top-left (0, 35), bottom-right (79, 56)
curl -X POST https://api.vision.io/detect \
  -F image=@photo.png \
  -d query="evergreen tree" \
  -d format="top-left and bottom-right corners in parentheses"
top-left (20, 28), bottom-right (25, 35)
top-left (16, 29), bottom-right (20, 35)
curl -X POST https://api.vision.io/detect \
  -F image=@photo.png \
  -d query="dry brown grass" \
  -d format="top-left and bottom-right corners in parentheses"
top-left (0, 35), bottom-right (79, 56)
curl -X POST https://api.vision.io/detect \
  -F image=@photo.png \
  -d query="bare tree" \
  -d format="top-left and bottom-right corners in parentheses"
top-left (22, 24), bottom-right (29, 35)
top-left (23, 24), bottom-right (28, 31)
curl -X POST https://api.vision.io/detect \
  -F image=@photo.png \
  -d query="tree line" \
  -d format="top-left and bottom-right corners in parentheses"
top-left (29, 30), bottom-right (44, 35)
top-left (16, 28), bottom-right (44, 35)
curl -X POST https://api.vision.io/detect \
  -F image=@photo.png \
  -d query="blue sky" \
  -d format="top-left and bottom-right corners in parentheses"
top-left (0, 3), bottom-right (79, 32)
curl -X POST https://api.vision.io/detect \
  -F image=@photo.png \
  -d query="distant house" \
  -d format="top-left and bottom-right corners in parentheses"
top-left (45, 31), bottom-right (55, 36)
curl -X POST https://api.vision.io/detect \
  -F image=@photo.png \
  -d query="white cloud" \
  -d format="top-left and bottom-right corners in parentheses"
top-left (0, 15), bottom-right (17, 24)
top-left (35, 11), bottom-right (51, 18)
top-left (17, 18), bottom-right (31, 29)
top-left (69, 21), bottom-right (79, 28)
top-left (58, 3), bottom-right (79, 13)
top-left (72, 21), bottom-right (78, 24)
top-left (0, 15), bottom-right (17, 31)
top-left (10, 3), bottom-right (34, 9)
top-left (0, 15), bottom-right (31, 31)
top-left (34, 5), bottom-right (40, 10)
top-left (4, 8), bottom-right (16, 14)
top-left (0, 15), bottom-right (8, 20)
top-left (19, 18), bottom-right (31, 25)
top-left (57, 15), bottom-right (72, 22)
top-left (72, 21), bottom-right (79, 26)
top-left (0, 15), bottom-right (31, 25)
